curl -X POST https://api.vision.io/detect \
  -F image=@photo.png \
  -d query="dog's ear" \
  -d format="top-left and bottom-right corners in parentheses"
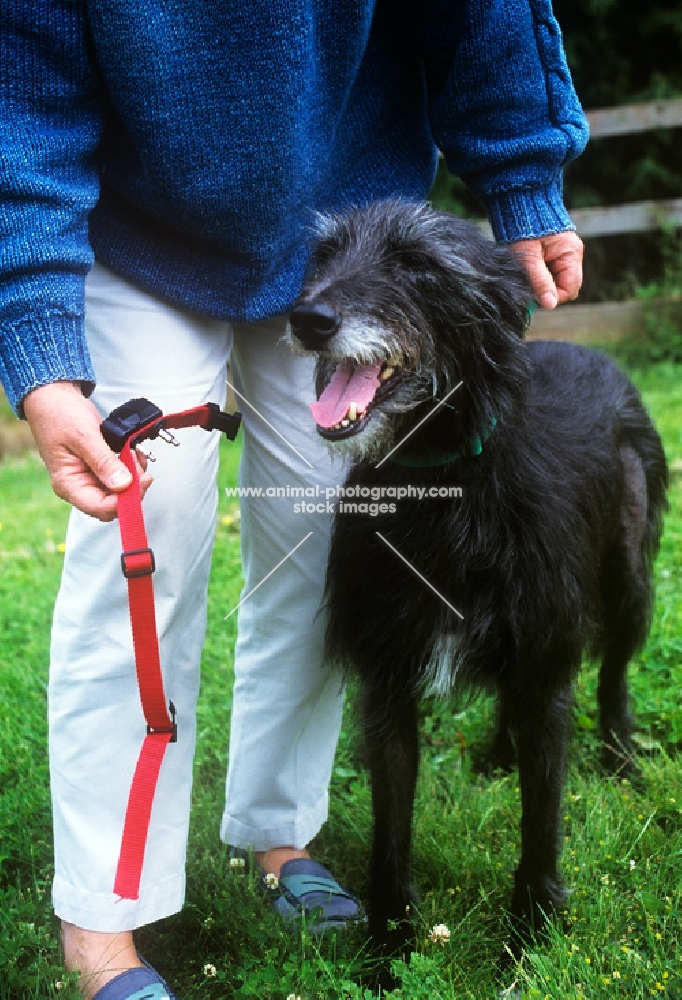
top-left (429, 210), bottom-right (533, 342)
top-left (486, 240), bottom-right (537, 341)
top-left (414, 208), bottom-right (534, 440)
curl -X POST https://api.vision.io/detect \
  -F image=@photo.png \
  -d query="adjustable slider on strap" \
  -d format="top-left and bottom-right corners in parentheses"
top-left (147, 701), bottom-right (178, 743)
top-left (121, 547), bottom-right (156, 579)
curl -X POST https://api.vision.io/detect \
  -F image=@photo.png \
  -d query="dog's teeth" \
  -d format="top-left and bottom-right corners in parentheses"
top-left (381, 366), bottom-right (394, 381)
top-left (348, 402), bottom-right (357, 422)
top-left (341, 419), bottom-right (350, 428)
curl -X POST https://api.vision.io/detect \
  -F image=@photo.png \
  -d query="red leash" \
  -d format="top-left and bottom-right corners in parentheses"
top-left (100, 398), bottom-right (241, 900)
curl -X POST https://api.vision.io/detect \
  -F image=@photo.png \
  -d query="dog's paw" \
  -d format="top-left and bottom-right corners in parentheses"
top-left (368, 903), bottom-right (417, 962)
top-left (509, 871), bottom-right (567, 946)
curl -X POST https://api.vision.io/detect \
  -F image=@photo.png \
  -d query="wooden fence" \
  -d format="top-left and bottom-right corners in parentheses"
top-left (524, 96), bottom-right (682, 342)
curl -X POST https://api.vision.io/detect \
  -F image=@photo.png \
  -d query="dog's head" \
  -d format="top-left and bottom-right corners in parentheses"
top-left (286, 199), bottom-right (533, 461)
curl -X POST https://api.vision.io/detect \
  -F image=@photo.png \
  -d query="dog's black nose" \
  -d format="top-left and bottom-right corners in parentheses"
top-left (289, 302), bottom-right (340, 348)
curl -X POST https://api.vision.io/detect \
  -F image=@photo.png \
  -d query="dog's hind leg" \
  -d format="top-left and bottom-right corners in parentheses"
top-left (598, 445), bottom-right (651, 780)
top-left (598, 606), bottom-right (644, 780)
top-left (472, 694), bottom-right (516, 776)
top-left (363, 688), bottom-right (419, 951)
top-left (509, 682), bottom-right (572, 947)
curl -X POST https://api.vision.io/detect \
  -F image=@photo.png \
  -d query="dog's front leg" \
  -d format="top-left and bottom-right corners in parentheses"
top-left (363, 689), bottom-right (419, 951)
top-left (510, 683), bottom-right (572, 948)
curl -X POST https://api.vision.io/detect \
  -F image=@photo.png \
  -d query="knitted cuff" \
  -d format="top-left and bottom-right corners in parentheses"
top-left (0, 308), bottom-right (95, 416)
top-left (481, 179), bottom-right (576, 244)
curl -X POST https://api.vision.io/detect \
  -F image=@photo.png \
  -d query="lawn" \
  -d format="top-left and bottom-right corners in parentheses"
top-left (0, 363), bottom-right (681, 999)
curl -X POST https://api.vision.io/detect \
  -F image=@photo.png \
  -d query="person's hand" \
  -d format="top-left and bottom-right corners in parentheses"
top-left (509, 230), bottom-right (584, 310)
top-left (23, 381), bottom-right (152, 521)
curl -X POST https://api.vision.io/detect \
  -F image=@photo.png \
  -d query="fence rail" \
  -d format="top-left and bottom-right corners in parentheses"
top-left (570, 98), bottom-right (682, 239)
top-left (529, 97), bottom-right (681, 342)
top-left (587, 97), bottom-right (682, 139)
top-left (567, 198), bottom-right (682, 238)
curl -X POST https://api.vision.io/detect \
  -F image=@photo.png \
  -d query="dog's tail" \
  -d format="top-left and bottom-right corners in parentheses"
top-left (605, 377), bottom-right (669, 664)
top-left (620, 380), bottom-right (669, 571)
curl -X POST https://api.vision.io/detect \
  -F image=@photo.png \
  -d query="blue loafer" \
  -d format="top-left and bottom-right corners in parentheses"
top-left (92, 957), bottom-right (177, 1000)
top-left (261, 857), bottom-right (365, 933)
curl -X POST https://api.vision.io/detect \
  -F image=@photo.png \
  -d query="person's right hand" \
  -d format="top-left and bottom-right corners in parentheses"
top-left (23, 381), bottom-right (153, 521)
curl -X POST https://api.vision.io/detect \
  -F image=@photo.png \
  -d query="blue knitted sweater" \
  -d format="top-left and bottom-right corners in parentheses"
top-left (0, 0), bottom-right (587, 414)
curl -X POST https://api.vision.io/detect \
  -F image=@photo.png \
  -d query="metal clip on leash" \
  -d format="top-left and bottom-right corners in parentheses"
top-left (100, 397), bottom-right (241, 900)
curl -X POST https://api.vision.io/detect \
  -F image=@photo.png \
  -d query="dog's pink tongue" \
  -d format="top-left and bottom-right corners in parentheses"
top-left (311, 360), bottom-right (382, 428)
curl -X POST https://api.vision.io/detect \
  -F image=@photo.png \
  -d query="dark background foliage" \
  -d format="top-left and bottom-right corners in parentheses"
top-left (431, 0), bottom-right (682, 302)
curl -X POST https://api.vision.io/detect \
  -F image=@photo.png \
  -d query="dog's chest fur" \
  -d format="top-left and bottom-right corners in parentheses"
top-left (325, 475), bottom-right (520, 697)
top-left (323, 349), bottom-right (630, 701)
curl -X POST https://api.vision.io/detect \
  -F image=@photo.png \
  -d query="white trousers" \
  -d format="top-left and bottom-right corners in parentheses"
top-left (50, 264), bottom-right (346, 932)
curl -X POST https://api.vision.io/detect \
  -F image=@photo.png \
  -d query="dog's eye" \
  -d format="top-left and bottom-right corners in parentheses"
top-left (311, 251), bottom-right (330, 272)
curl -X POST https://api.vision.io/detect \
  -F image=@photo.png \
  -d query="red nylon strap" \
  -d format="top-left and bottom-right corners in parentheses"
top-left (132, 403), bottom-right (213, 443)
top-left (113, 403), bottom-right (213, 900)
top-left (113, 733), bottom-right (172, 899)
top-left (117, 439), bottom-right (171, 730)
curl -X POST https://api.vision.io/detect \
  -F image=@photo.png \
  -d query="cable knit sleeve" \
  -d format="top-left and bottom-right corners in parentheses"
top-left (0, 0), bottom-right (103, 414)
top-left (419, 0), bottom-right (589, 242)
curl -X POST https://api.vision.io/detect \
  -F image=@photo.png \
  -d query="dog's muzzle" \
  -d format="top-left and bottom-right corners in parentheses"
top-left (288, 300), bottom-right (404, 441)
top-left (289, 302), bottom-right (340, 350)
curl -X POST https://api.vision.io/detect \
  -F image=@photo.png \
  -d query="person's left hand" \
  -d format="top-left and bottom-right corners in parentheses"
top-left (509, 230), bottom-right (584, 310)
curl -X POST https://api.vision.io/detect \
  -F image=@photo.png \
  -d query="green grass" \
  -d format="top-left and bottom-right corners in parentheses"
top-left (1, 365), bottom-right (681, 999)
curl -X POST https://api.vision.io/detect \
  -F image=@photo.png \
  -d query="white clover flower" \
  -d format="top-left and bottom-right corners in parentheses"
top-left (286, 994), bottom-right (302, 1000)
top-left (264, 872), bottom-right (279, 889)
top-left (203, 963), bottom-right (217, 977)
top-left (229, 856), bottom-right (246, 869)
top-left (629, 859), bottom-right (636, 870)
top-left (54, 983), bottom-right (65, 992)
top-left (429, 923), bottom-right (451, 944)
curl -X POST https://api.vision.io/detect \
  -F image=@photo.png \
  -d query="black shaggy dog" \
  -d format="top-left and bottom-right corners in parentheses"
top-left (287, 200), bottom-right (668, 951)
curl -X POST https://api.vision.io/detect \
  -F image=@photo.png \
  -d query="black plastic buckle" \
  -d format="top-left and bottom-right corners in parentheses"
top-left (121, 547), bottom-right (156, 579)
top-left (147, 701), bottom-right (178, 743)
top-left (101, 398), bottom-right (164, 453)
top-left (204, 402), bottom-right (242, 441)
